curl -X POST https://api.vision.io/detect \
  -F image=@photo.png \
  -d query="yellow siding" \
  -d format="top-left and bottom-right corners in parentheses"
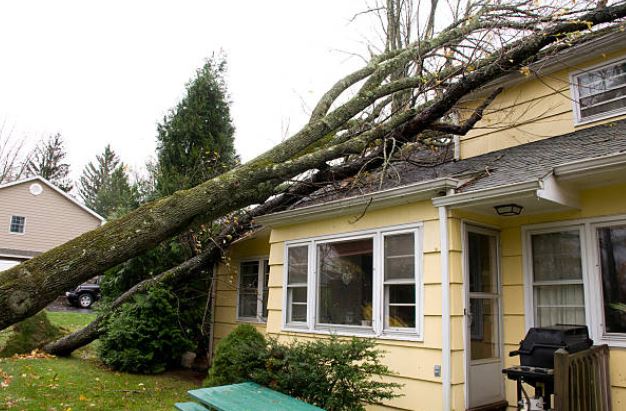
top-left (211, 232), bottom-right (271, 356)
top-left (453, 181), bottom-right (626, 409)
top-left (458, 49), bottom-right (626, 159)
top-left (265, 201), bottom-right (450, 411)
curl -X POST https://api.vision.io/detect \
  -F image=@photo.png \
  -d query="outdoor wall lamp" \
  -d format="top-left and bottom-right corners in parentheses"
top-left (494, 203), bottom-right (523, 216)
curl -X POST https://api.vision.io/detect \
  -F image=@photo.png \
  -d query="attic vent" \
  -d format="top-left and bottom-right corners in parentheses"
top-left (29, 183), bottom-right (43, 196)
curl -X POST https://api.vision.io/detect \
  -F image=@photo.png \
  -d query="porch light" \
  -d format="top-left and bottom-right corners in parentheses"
top-left (494, 203), bottom-right (523, 216)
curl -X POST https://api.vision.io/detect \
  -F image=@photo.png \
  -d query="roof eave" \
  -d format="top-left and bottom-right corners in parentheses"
top-left (256, 177), bottom-right (460, 227)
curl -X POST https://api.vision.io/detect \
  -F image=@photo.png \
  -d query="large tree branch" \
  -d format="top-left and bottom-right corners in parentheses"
top-left (2, 2), bottom-right (625, 331)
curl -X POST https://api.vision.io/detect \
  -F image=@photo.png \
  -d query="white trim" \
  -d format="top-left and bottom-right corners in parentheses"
top-left (282, 222), bottom-right (424, 341)
top-left (462, 223), bottom-right (506, 408)
top-left (570, 55), bottom-right (626, 126)
top-left (554, 151), bottom-right (626, 179)
top-left (438, 206), bottom-right (451, 411)
top-left (257, 178), bottom-right (458, 227)
top-left (432, 180), bottom-right (539, 208)
top-left (0, 176), bottom-right (106, 223)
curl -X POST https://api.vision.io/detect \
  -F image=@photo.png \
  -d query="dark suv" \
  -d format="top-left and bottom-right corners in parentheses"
top-left (66, 277), bottom-right (101, 308)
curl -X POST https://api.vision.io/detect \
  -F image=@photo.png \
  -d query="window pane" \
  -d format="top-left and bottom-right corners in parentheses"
top-left (240, 261), bottom-right (259, 289)
top-left (388, 306), bottom-right (415, 328)
top-left (239, 294), bottom-right (257, 318)
top-left (470, 298), bottom-right (499, 361)
top-left (262, 260), bottom-right (270, 318)
top-left (532, 231), bottom-right (582, 281)
top-left (580, 98), bottom-right (626, 119)
top-left (290, 304), bottom-right (307, 322)
top-left (534, 284), bottom-right (585, 327)
top-left (598, 225), bottom-right (626, 334)
top-left (468, 232), bottom-right (497, 293)
top-left (389, 284), bottom-right (415, 304)
top-left (290, 287), bottom-right (307, 303)
top-left (288, 246), bottom-right (308, 284)
top-left (384, 233), bottom-right (415, 280)
top-left (318, 238), bottom-right (373, 326)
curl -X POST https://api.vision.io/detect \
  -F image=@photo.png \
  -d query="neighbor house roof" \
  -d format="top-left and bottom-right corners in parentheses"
top-left (0, 176), bottom-right (106, 223)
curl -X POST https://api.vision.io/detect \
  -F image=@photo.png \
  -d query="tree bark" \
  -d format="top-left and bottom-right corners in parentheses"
top-left (2, 3), bottom-right (625, 331)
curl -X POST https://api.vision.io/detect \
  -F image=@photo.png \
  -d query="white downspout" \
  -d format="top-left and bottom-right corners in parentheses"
top-left (439, 206), bottom-right (451, 411)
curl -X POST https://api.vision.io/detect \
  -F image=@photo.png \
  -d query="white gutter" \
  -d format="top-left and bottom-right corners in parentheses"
top-left (432, 180), bottom-right (539, 208)
top-left (257, 177), bottom-right (459, 227)
top-left (553, 151), bottom-right (626, 178)
top-left (438, 206), bottom-right (451, 411)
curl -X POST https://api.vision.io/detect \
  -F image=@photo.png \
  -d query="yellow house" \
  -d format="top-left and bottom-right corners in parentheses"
top-left (210, 30), bottom-right (626, 411)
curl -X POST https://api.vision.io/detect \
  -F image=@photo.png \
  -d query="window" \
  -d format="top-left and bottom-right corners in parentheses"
top-left (529, 230), bottom-right (586, 327)
top-left (572, 59), bottom-right (626, 124)
top-left (526, 219), bottom-right (626, 346)
top-left (9, 216), bottom-right (25, 234)
top-left (284, 225), bottom-right (422, 338)
top-left (237, 258), bottom-right (269, 321)
top-left (596, 224), bottom-right (626, 335)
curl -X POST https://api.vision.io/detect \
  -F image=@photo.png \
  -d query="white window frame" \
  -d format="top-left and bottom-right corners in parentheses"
top-left (9, 215), bottom-right (26, 235)
top-left (236, 257), bottom-right (269, 323)
top-left (570, 56), bottom-right (626, 126)
top-left (523, 215), bottom-right (626, 348)
top-left (282, 223), bottom-right (424, 341)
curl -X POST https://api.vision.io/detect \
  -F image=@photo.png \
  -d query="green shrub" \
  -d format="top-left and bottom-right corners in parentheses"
top-left (204, 324), bottom-right (268, 387)
top-left (98, 286), bottom-right (193, 374)
top-left (0, 311), bottom-right (62, 357)
top-left (204, 325), bottom-right (402, 410)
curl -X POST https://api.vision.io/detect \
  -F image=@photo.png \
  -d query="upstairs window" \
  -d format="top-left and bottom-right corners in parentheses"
top-left (572, 59), bottom-right (626, 124)
top-left (238, 259), bottom-right (270, 321)
top-left (10, 216), bottom-right (25, 234)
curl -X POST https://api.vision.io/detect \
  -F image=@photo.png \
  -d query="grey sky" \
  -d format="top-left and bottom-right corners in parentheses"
top-left (0, 1), bottom-right (376, 180)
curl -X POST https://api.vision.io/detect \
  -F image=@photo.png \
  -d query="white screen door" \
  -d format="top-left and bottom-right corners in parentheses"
top-left (465, 226), bottom-right (504, 408)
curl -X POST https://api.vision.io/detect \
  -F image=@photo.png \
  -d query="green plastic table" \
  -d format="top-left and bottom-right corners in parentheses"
top-left (174, 382), bottom-right (325, 411)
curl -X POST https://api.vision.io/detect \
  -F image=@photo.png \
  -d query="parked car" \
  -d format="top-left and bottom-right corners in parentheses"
top-left (66, 277), bottom-right (101, 308)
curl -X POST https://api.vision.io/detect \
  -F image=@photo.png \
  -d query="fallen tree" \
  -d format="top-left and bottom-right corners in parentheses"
top-left (2, 1), bottom-right (626, 332)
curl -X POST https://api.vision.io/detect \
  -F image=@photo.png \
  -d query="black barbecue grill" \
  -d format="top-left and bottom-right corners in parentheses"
top-left (502, 325), bottom-right (593, 410)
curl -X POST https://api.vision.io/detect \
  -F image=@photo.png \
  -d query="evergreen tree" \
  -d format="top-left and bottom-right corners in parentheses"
top-left (156, 55), bottom-right (238, 196)
top-left (27, 133), bottom-right (73, 192)
top-left (79, 145), bottom-right (137, 218)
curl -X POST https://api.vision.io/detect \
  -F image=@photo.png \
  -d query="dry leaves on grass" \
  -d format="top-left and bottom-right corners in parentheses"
top-left (11, 349), bottom-right (55, 360)
top-left (0, 368), bottom-right (12, 388)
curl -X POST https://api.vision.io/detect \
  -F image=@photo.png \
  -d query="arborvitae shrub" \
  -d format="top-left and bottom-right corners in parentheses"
top-left (98, 286), bottom-right (193, 374)
top-left (204, 323), bottom-right (268, 387)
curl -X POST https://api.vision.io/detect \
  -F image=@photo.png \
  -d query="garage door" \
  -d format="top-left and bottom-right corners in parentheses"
top-left (0, 259), bottom-right (20, 272)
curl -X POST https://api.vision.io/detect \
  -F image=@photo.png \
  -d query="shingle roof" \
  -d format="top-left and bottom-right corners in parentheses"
top-left (293, 119), bottom-right (626, 208)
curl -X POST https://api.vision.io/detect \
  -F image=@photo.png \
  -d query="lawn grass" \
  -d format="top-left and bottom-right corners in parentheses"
top-left (0, 310), bottom-right (202, 410)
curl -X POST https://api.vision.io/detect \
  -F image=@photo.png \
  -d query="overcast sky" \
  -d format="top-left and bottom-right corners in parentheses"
top-left (0, 1), bottom-right (378, 181)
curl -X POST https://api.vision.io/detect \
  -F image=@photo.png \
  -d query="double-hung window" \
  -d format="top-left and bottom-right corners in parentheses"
top-left (10, 216), bottom-right (25, 234)
top-left (528, 229), bottom-right (586, 327)
top-left (238, 259), bottom-right (270, 321)
top-left (595, 222), bottom-right (626, 338)
top-left (571, 58), bottom-right (626, 124)
top-left (284, 225), bottom-right (422, 338)
top-left (527, 219), bottom-right (626, 346)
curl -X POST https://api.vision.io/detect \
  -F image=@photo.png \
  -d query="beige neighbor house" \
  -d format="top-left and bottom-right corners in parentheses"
top-left (0, 176), bottom-right (104, 271)
top-left (210, 30), bottom-right (626, 410)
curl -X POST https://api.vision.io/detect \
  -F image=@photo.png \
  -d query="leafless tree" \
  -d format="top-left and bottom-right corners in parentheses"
top-left (2, 0), bottom-right (625, 338)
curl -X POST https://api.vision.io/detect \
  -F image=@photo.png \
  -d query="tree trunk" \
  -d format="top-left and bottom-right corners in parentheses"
top-left (2, 3), bottom-right (625, 331)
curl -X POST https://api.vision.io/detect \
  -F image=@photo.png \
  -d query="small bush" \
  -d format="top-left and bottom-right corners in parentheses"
top-left (98, 286), bottom-right (193, 374)
top-left (204, 325), bottom-right (402, 411)
top-left (204, 324), bottom-right (268, 387)
top-left (0, 311), bottom-right (62, 357)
